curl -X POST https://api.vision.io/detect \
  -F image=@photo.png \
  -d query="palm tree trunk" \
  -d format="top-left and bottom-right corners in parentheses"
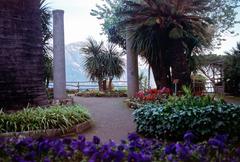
top-left (169, 39), bottom-right (191, 90)
top-left (108, 77), bottom-right (113, 91)
top-left (98, 80), bottom-right (103, 91)
top-left (148, 51), bottom-right (170, 89)
top-left (0, 0), bottom-right (48, 110)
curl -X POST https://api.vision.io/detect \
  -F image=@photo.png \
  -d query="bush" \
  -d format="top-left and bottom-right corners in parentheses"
top-left (0, 105), bottom-right (90, 133)
top-left (125, 87), bottom-right (172, 109)
top-left (1, 132), bottom-right (240, 161)
top-left (134, 102), bottom-right (240, 140)
top-left (76, 89), bottom-right (127, 97)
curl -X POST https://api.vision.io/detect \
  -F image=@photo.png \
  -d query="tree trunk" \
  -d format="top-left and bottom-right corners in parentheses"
top-left (148, 50), bottom-right (170, 89)
top-left (0, 0), bottom-right (48, 110)
top-left (98, 80), bottom-right (103, 91)
top-left (108, 77), bottom-right (113, 91)
top-left (168, 40), bottom-right (191, 90)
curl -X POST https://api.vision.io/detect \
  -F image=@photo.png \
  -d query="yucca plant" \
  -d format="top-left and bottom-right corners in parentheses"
top-left (81, 38), bottom-right (106, 91)
top-left (81, 38), bottom-right (124, 91)
top-left (102, 43), bottom-right (125, 91)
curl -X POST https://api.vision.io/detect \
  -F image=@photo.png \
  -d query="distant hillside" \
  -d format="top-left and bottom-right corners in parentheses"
top-left (65, 42), bottom-right (156, 87)
top-left (65, 42), bottom-right (87, 81)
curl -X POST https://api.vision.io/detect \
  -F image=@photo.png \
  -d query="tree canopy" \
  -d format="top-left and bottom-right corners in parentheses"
top-left (91, 0), bottom-right (240, 51)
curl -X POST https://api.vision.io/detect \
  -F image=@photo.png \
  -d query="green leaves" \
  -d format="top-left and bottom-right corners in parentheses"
top-left (169, 27), bottom-right (184, 39)
top-left (0, 105), bottom-right (90, 133)
top-left (134, 100), bottom-right (240, 141)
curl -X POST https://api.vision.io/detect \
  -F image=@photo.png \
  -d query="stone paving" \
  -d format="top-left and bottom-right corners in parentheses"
top-left (73, 97), bottom-right (136, 143)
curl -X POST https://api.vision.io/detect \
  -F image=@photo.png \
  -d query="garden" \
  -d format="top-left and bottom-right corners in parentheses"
top-left (1, 0), bottom-right (240, 162)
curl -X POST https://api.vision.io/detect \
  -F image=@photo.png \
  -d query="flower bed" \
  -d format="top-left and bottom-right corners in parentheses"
top-left (1, 132), bottom-right (240, 161)
top-left (125, 87), bottom-right (172, 109)
top-left (76, 89), bottom-right (127, 97)
top-left (0, 105), bottom-right (90, 134)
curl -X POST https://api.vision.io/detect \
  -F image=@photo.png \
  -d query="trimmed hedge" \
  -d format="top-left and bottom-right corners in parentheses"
top-left (134, 103), bottom-right (240, 140)
top-left (0, 105), bottom-right (90, 133)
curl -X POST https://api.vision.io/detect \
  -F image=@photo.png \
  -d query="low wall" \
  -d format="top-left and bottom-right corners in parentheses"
top-left (0, 120), bottom-right (92, 138)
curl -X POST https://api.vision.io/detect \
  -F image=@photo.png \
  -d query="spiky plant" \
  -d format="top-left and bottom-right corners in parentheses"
top-left (103, 43), bottom-right (125, 90)
top-left (118, 0), bottom-right (213, 89)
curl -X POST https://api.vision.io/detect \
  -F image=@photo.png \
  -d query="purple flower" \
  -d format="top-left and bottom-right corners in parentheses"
top-left (215, 134), bottom-right (228, 143)
top-left (118, 144), bottom-right (125, 151)
top-left (183, 131), bottom-right (195, 143)
top-left (89, 152), bottom-right (101, 162)
top-left (167, 154), bottom-right (173, 161)
top-left (115, 150), bottom-right (125, 162)
top-left (63, 138), bottom-right (72, 145)
top-left (128, 152), bottom-right (140, 162)
top-left (128, 133), bottom-right (139, 141)
top-left (24, 151), bottom-right (36, 160)
top-left (44, 157), bottom-right (51, 162)
top-left (78, 135), bottom-right (86, 142)
top-left (175, 143), bottom-right (189, 160)
top-left (208, 138), bottom-right (224, 150)
top-left (140, 153), bottom-right (152, 162)
top-left (165, 144), bottom-right (176, 155)
top-left (93, 136), bottom-right (100, 145)
top-left (83, 142), bottom-right (97, 156)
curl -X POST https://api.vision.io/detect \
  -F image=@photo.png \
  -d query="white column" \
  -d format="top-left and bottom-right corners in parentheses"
top-left (126, 33), bottom-right (139, 97)
top-left (53, 10), bottom-right (66, 100)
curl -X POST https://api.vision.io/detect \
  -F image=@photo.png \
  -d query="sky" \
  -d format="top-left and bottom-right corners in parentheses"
top-left (48, 0), bottom-right (240, 54)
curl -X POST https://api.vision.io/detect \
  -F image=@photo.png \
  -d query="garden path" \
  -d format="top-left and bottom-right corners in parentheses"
top-left (73, 97), bottom-right (136, 143)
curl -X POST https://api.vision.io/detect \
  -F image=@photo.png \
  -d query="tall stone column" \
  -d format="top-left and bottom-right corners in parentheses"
top-left (126, 33), bottom-right (139, 97)
top-left (53, 10), bottom-right (66, 100)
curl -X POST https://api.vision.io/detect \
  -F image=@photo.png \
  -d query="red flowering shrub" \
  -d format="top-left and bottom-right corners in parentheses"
top-left (125, 87), bottom-right (172, 109)
top-left (135, 87), bottom-right (172, 102)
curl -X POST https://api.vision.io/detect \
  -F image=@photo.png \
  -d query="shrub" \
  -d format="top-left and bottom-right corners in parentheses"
top-left (134, 102), bottom-right (240, 140)
top-left (125, 87), bottom-right (172, 109)
top-left (76, 89), bottom-right (127, 97)
top-left (1, 132), bottom-right (240, 161)
top-left (0, 105), bottom-right (90, 133)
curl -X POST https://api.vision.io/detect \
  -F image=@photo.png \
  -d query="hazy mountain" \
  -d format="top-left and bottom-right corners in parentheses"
top-left (65, 42), bottom-right (156, 87)
top-left (65, 42), bottom-right (87, 81)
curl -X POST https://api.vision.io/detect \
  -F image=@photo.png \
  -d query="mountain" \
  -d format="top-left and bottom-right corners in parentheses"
top-left (65, 42), bottom-right (87, 81)
top-left (65, 42), bottom-right (156, 87)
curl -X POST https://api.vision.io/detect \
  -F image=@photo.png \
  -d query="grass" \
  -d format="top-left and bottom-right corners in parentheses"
top-left (0, 105), bottom-right (90, 133)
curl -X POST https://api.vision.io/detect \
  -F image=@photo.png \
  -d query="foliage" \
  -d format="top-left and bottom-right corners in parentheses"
top-left (76, 89), bottom-right (127, 97)
top-left (92, 0), bottom-right (240, 50)
top-left (40, 0), bottom-right (53, 87)
top-left (134, 98), bottom-right (240, 140)
top-left (81, 38), bottom-right (124, 91)
top-left (0, 105), bottom-right (90, 133)
top-left (139, 71), bottom-right (148, 90)
top-left (91, 0), bottom-right (127, 48)
top-left (224, 42), bottom-right (240, 96)
top-left (1, 132), bottom-right (240, 161)
top-left (125, 87), bottom-right (172, 109)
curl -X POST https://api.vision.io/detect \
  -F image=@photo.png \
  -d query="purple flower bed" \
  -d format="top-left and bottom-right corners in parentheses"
top-left (0, 132), bottom-right (240, 162)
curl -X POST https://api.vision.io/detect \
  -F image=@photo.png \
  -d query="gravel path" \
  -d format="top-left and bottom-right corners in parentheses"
top-left (73, 97), bottom-right (136, 143)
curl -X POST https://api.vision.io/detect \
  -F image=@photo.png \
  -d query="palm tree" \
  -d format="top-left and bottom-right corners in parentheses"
top-left (40, 0), bottom-right (53, 88)
top-left (81, 38), bottom-right (125, 91)
top-left (103, 43), bottom-right (125, 91)
top-left (119, 0), bottom-right (212, 89)
top-left (0, 0), bottom-right (48, 110)
top-left (81, 38), bottom-right (106, 91)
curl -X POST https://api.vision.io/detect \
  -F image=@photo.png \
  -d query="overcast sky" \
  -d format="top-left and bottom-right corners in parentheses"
top-left (47, 0), bottom-right (240, 54)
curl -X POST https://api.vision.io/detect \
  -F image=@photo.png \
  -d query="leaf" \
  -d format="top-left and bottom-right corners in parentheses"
top-left (169, 27), bottom-right (184, 39)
